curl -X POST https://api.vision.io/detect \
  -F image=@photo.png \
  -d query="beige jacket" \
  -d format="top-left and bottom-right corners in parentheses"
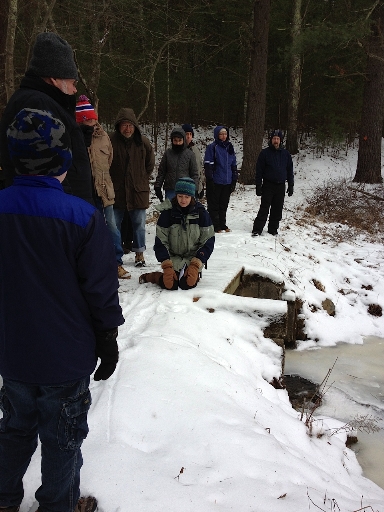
top-left (88, 123), bottom-right (115, 207)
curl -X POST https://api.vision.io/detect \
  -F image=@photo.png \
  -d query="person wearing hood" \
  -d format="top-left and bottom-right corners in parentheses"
top-left (252, 129), bottom-right (294, 237)
top-left (139, 177), bottom-right (215, 290)
top-left (182, 123), bottom-right (204, 198)
top-left (0, 32), bottom-right (94, 204)
top-left (109, 108), bottom-right (155, 269)
top-left (204, 126), bottom-right (238, 233)
top-left (76, 96), bottom-right (129, 280)
top-left (154, 127), bottom-right (199, 201)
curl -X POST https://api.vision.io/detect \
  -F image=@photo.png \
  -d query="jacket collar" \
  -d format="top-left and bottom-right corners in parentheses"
top-left (20, 75), bottom-right (77, 114)
top-left (13, 175), bottom-right (64, 191)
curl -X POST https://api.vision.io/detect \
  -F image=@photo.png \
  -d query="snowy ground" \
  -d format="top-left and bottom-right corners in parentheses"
top-left (20, 133), bottom-right (384, 511)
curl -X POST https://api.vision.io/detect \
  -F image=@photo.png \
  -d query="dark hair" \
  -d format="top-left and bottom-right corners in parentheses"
top-left (172, 195), bottom-right (196, 209)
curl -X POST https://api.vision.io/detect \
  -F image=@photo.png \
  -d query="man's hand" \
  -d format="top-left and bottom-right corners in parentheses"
top-left (94, 328), bottom-right (119, 381)
top-left (184, 257), bottom-right (202, 287)
top-left (287, 184), bottom-right (294, 196)
top-left (161, 259), bottom-right (177, 289)
top-left (256, 184), bottom-right (262, 196)
top-left (230, 181), bottom-right (236, 193)
top-left (155, 187), bottom-right (164, 202)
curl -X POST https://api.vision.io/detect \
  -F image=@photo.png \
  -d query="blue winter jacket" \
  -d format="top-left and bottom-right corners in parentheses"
top-left (0, 176), bottom-right (124, 384)
top-left (204, 126), bottom-right (238, 185)
top-left (255, 144), bottom-right (294, 186)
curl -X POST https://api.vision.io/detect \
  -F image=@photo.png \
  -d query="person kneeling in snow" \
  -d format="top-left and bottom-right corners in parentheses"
top-left (139, 177), bottom-right (215, 290)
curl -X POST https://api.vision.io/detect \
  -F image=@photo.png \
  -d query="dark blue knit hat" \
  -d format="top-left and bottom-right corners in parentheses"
top-left (175, 177), bottom-right (196, 197)
top-left (270, 129), bottom-right (283, 142)
top-left (182, 124), bottom-right (194, 137)
top-left (7, 108), bottom-right (72, 176)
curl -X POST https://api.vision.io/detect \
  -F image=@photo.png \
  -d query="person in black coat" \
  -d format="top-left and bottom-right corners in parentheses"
top-left (252, 129), bottom-right (294, 236)
top-left (0, 32), bottom-right (94, 204)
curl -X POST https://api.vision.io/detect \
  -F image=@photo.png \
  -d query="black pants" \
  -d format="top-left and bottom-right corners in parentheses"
top-left (206, 180), bottom-right (232, 231)
top-left (253, 181), bottom-right (285, 234)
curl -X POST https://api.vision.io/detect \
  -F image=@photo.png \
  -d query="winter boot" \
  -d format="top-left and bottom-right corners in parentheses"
top-left (139, 272), bottom-right (162, 285)
top-left (74, 496), bottom-right (98, 512)
top-left (118, 265), bottom-right (131, 279)
top-left (135, 252), bottom-right (146, 267)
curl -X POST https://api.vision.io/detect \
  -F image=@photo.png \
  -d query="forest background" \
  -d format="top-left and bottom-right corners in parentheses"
top-left (1, 0), bottom-right (384, 184)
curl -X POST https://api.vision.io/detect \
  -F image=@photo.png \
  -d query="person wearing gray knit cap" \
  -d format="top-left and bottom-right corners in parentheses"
top-left (0, 32), bottom-right (94, 204)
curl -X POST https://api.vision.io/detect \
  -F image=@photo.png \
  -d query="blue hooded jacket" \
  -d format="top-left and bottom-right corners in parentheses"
top-left (0, 176), bottom-right (124, 384)
top-left (204, 126), bottom-right (238, 185)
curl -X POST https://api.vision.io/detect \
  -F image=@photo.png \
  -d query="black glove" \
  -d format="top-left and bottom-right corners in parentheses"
top-left (198, 187), bottom-right (204, 199)
top-left (256, 184), bottom-right (262, 196)
top-left (230, 181), bottom-right (236, 193)
top-left (154, 187), bottom-right (164, 202)
top-left (79, 124), bottom-right (94, 148)
top-left (287, 184), bottom-right (294, 196)
top-left (94, 328), bottom-right (119, 381)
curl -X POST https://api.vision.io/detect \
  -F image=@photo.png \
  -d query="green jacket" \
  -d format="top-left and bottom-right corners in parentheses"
top-left (154, 199), bottom-right (215, 271)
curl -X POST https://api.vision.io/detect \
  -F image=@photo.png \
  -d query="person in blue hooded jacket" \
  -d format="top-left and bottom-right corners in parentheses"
top-left (252, 129), bottom-right (294, 236)
top-left (204, 126), bottom-right (238, 233)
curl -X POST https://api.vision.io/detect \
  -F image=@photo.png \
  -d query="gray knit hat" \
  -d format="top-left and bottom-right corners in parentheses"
top-left (27, 32), bottom-right (78, 79)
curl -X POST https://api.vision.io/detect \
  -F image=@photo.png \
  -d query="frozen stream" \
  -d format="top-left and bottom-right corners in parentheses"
top-left (285, 335), bottom-right (384, 490)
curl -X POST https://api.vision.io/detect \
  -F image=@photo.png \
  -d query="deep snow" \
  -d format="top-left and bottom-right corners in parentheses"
top-left (11, 130), bottom-right (384, 511)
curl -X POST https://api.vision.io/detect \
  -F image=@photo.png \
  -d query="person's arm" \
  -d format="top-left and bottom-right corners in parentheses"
top-left (188, 151), bottom-right (199, 191)
top-left (203, 144), bottom-right (215, 180)
top-left (76, 210), bottom-right (124, 332)
top-left (144, 137), bottom-right (155, 175)
top-left (154, 152), bottom-right (167, 201)
top-left (154, 210), bottom-right (172, 262)
top-left (194, 207), bottom-right (215, 265)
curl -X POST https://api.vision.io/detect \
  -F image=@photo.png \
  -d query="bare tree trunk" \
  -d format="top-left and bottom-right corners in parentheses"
top-left (152, 79), bottom-right (158, 152)
top-left (24, 0), bottom-right (57, 71)
top-left (5, 0), bottom-right (18, 101)
top-left (0, 0), bottom-right (8, 112)
top-left (286, 0), bottom-right (302, 155)
top-left (354, 4), bottom-right (384, 184)
top-left (242, 0), bottom-right (271, 185)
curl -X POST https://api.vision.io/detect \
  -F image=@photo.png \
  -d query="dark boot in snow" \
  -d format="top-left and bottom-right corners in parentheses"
top-left (74, 496), bottom-right (98, 512)
top-left (139, 272), bottom-right (162, 285)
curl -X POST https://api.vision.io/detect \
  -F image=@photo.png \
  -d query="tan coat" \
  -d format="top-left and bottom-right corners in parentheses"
top-left (109, 108), bottom-right (155, 210)
top-left (88, 123), bottom-right (115, 207)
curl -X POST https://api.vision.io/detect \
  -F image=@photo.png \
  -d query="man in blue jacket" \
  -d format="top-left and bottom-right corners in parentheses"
top-left (0, 109), bottom-right (124, 512)
top-left (252, 129), bottom-right (294, 236)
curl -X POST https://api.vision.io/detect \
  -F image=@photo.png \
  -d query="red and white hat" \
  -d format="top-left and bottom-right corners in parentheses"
top-left (76, 95), bottom-right (98, 122)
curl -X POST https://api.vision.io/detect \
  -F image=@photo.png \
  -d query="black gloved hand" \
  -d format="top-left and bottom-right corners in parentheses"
top-left (94, 328), bottom-right (119, 381)
top-left (230, 181), bottom-right (236, 193)
top-left (79, 124), bottom-right (94, 148)
top-left (198, 187), bottom-right (204, 199)
top-left (287, 184), bottom-right (294, 196)
top-left (154, 187), bottom-right (164, 202)
top-left (256, 184), bottom-right (262, 196)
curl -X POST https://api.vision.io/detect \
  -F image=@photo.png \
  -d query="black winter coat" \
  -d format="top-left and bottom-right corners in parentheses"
top-left (0, 75), bottom-right (94, 204)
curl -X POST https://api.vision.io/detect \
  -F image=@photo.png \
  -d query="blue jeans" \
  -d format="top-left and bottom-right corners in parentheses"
top-left (95, 198), bottom-right (124, 266)
top-left (114, 208), bottom-right (146, 252)
top-left (0, 377), bottom-right (91, 512)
